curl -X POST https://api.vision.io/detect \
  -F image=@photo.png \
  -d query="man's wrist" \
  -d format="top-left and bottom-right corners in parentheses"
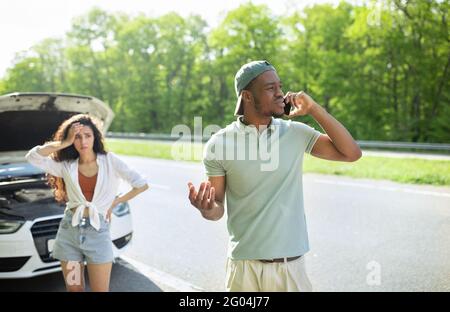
top-left (309, 102), bottom-right (326, 118)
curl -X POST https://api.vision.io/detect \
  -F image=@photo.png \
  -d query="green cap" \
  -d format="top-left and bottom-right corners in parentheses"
top-left (234, 60), bottom-right (276, 116)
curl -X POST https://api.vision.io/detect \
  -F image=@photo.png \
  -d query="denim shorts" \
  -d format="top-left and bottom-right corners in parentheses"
top-left (51, 210), bottom-right (115, 264)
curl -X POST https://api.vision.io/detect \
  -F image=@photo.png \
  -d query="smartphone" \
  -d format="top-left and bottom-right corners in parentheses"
top-left (283, 98), bottom-right (292, 116)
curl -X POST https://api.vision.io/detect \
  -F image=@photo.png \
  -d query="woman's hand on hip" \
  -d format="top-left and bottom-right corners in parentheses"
top-left (106, 198), bottom-right (120, 223)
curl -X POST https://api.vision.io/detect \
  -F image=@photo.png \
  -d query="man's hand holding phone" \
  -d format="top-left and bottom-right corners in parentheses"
top-left (283, 91), bottom-right (319, 118)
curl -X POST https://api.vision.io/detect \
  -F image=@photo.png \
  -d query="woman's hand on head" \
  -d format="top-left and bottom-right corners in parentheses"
top-left (62, 122), bottom-right (83, 147)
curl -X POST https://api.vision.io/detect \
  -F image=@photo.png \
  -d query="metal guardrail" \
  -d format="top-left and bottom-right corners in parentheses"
top-left (106, 132), bottom-right (450, 152)
top-left (356, 140), bottom-right (450, 151)
top-left (106, 132), bottom-right (196, 141)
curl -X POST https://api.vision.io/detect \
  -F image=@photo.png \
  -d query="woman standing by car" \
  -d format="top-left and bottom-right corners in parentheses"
top-left (25, 114), bottom-right (149, 292)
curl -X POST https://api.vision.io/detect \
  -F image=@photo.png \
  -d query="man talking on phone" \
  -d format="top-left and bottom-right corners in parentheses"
top-left (187, 60), bottom-right (362, 292)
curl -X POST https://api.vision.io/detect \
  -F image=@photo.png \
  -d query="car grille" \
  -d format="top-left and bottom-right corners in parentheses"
top-left (0, 256), bottom-right (31, 272)
top-left (113, 233), bottom-right (133, 249)
top-left (30, 218), bottom-right (62, 263)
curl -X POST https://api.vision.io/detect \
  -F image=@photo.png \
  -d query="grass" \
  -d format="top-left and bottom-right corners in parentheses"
top-left (106, 139), bottom-right (203, 160)
top-left (106, 138), bottom-right (450, 186)
top-left (303, 154), bottom-right (450, 186)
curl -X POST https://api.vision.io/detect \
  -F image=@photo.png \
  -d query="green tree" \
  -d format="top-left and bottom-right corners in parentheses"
top-left (0, 2), bottom-right (448, 142)
top-left (206, 2), bottom-right (283, 125)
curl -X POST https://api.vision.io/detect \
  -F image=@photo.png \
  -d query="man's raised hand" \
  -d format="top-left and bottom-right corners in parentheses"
top-left (188, 181), bottom-right (216, 212)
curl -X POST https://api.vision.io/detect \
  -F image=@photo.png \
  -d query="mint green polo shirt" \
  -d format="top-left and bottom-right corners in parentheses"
top-left (203, 117), bottom-right (321, 260)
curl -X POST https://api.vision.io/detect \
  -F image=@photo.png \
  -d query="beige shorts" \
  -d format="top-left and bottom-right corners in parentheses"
top-left (225, 256), bottom-right (313, 292)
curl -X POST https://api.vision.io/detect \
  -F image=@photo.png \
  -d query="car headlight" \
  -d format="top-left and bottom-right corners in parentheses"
top-left (112, 201), bottom-right (130, 217)
top-left (0, 219), bottom-right (25, 234)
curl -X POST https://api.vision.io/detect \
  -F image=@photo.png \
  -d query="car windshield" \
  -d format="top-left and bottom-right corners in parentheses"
top-left (0, 162), bottom-right (44, 181)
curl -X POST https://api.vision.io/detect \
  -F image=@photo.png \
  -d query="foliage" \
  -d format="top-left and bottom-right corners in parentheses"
top-left (1, 1), bottom-right (448, 142)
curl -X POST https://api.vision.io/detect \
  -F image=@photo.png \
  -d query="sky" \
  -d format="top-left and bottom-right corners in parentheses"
top-left (0, 0), bottom-right (355, 78)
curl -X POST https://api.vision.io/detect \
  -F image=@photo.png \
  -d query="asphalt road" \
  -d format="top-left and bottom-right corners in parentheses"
top-left (0, 258), bottom-right (161, 292)
top-left (119, 156), bottom-right (450, 292)
top-left (2, 155), bottom-right (449, 292)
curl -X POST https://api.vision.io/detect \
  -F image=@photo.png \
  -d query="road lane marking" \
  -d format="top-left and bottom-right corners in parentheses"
top-left (313, 179), bottom-right (450, 198)
top-left (119, 255), bottom-right (204, 292)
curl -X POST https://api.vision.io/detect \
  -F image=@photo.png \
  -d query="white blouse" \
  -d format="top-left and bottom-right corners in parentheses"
top-left (25, 146), bottom-right (148, 231)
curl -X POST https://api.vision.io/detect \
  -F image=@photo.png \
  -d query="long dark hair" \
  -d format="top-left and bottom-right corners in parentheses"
top-left (47, 114), bottom-right (107, 202)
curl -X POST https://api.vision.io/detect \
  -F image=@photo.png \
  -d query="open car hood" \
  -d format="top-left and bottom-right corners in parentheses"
top-left (0, 92), bottom-right (114, 152)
